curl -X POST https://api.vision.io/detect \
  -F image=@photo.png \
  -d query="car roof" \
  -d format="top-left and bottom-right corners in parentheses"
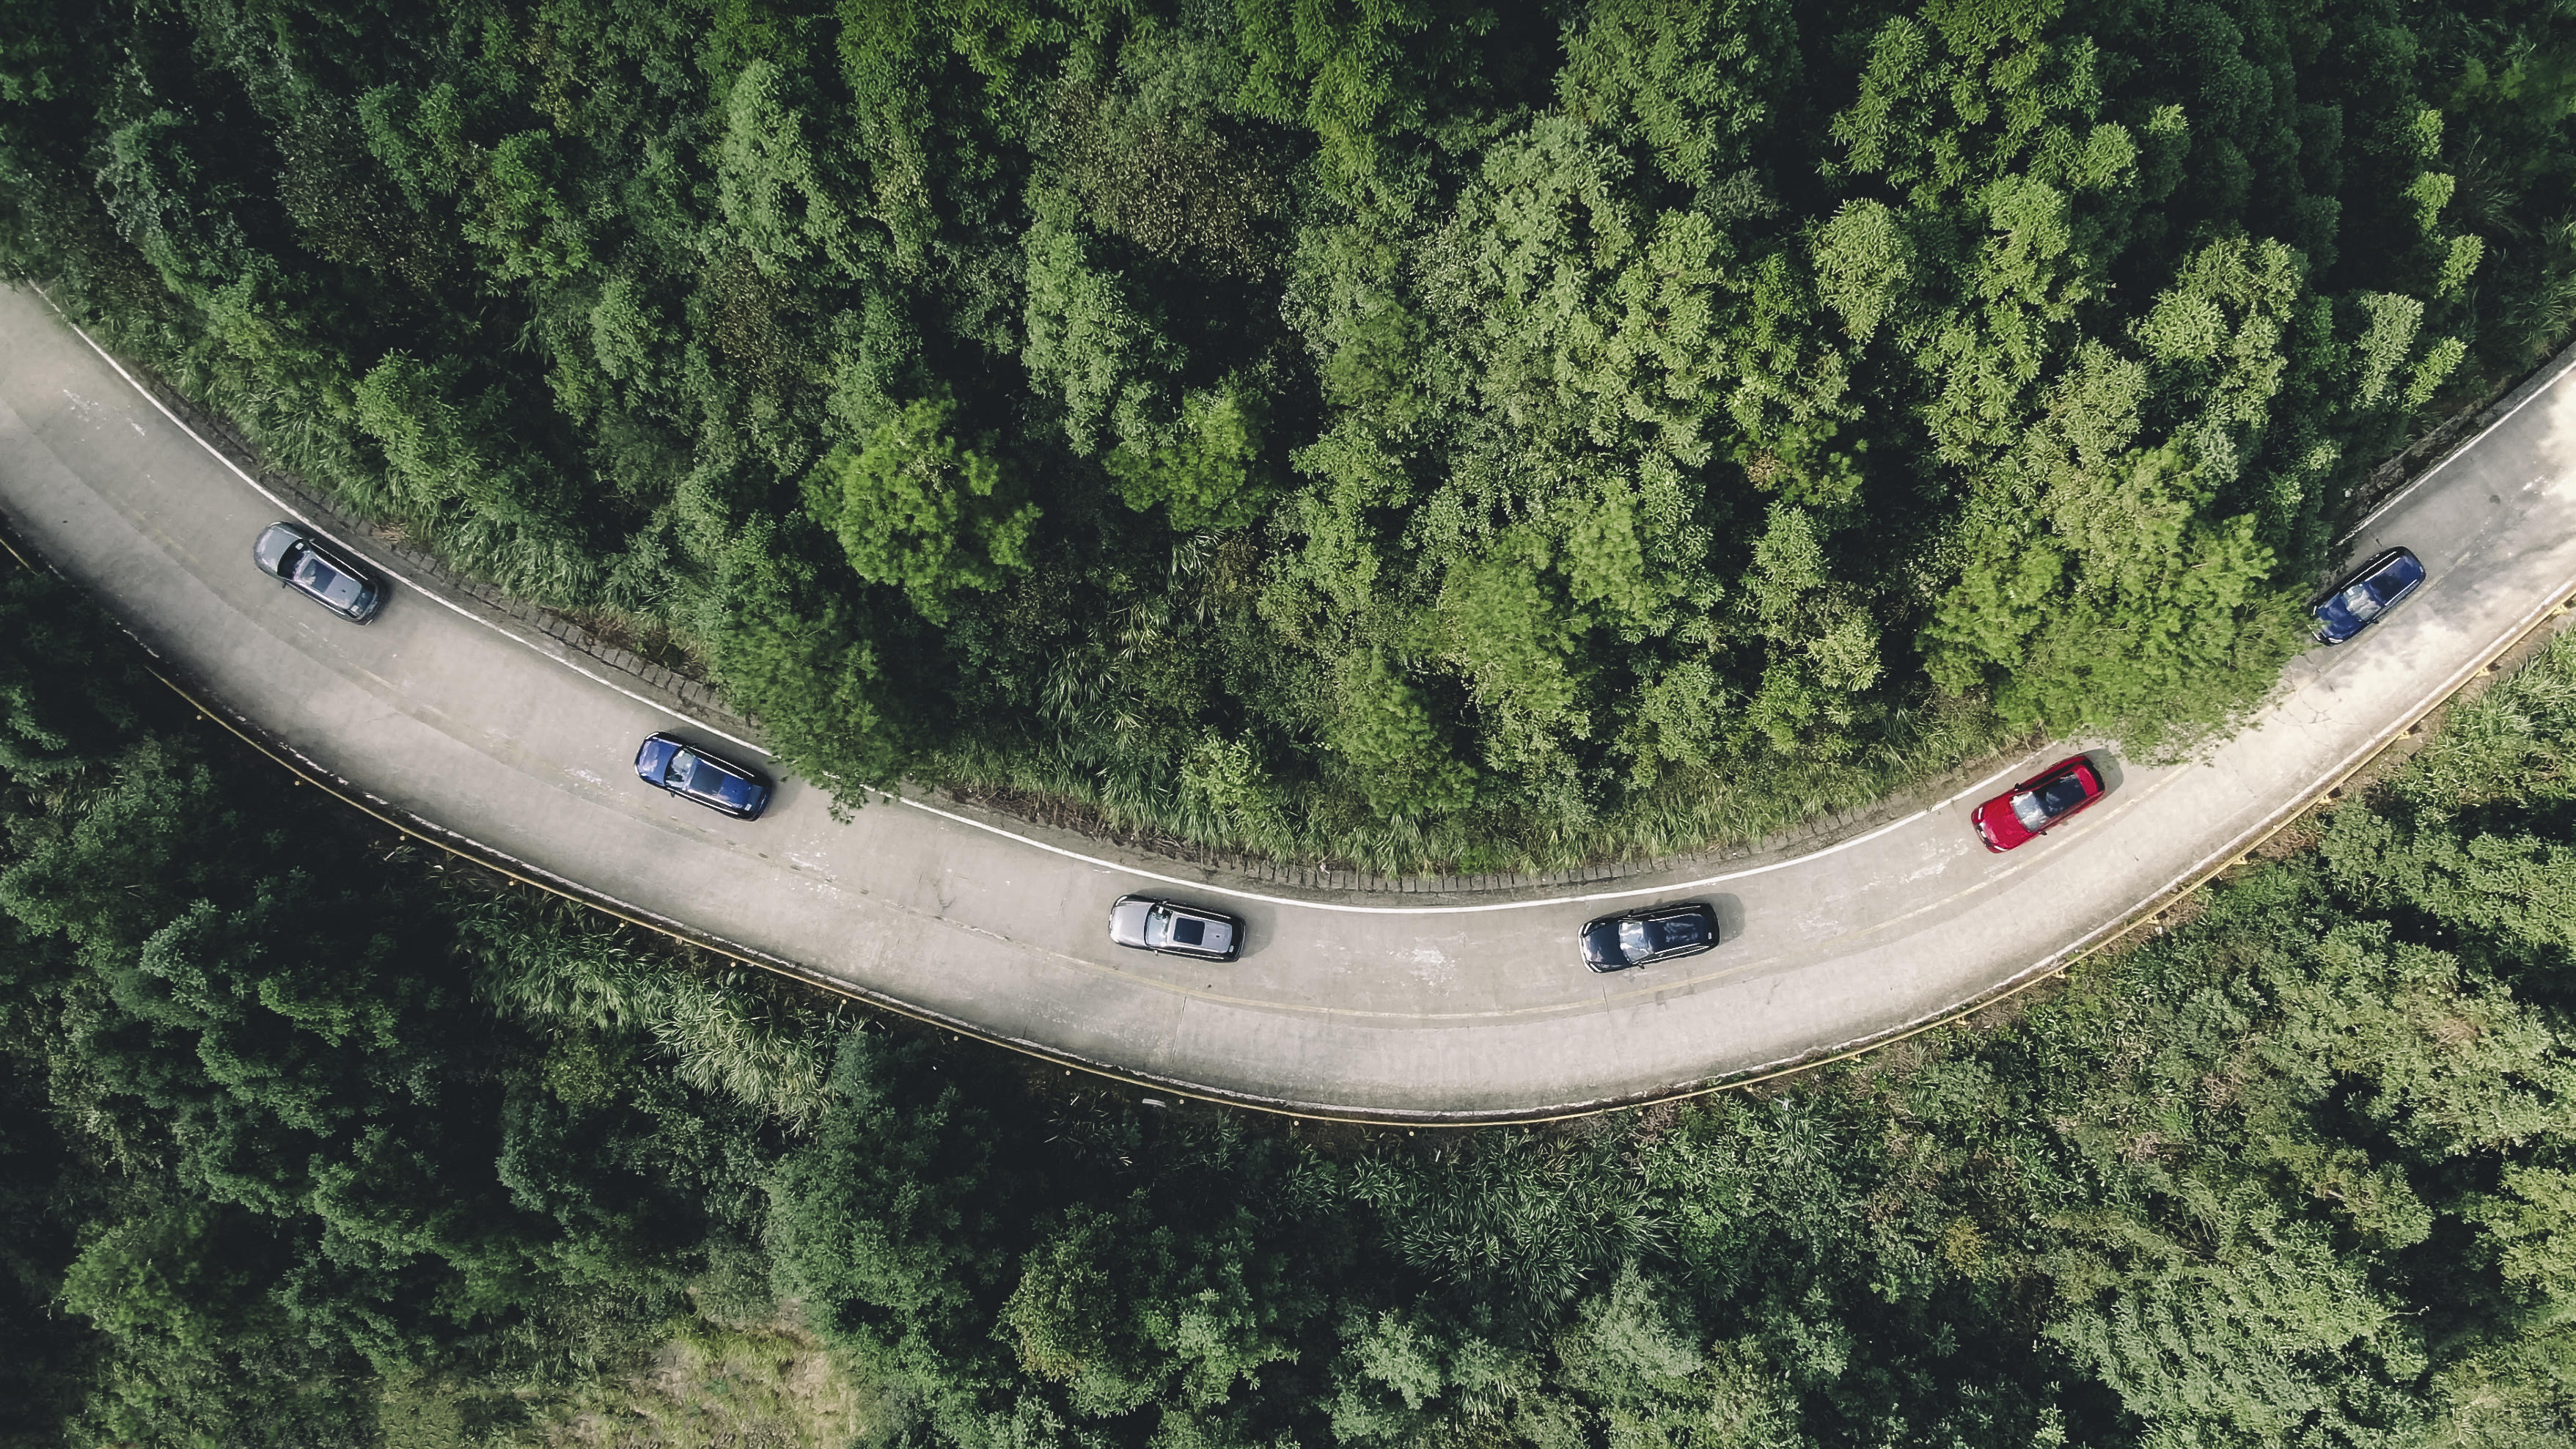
top-left (2322, 547), bottom-right (2420, 600)
top-left (669, 743), bottom-right (764, 796)
top-left (302, 536), bottom-right (359, 570)
top-left (1586, 903), bottom-right (1704, 926)
top-left (679, 746), bottom-right (738, 774)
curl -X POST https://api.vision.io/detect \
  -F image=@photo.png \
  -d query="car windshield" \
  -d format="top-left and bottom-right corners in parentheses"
top-left (1618, 920), bottom-right (1653, 961)
top-left (2010, 790), bottom-right (2051, 832)
top-left (2338, 581), bottom-right (2385, 620)
top-left (293, 551), bottom-right (363, 607)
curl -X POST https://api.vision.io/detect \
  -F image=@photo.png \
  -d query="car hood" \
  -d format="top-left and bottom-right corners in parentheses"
top-left (1109, 898), bottom-right (1156, 948)
top-left (2313, 593), bottom-right (2368, 640)
top-left (1975, 796), bottom-right (2036, 849)
top-left (1581, 924), bottom-right (1623, 964)
top-left (253, 523), bottom-right (301, 575)
top-left (634, 736), bottom-right (679, 782)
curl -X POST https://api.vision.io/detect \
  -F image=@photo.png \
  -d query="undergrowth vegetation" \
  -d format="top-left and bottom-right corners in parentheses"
top-left (10, 0), bottom-right (2576, 868)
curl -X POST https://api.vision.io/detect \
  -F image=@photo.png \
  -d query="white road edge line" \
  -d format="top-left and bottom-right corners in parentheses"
top-left (2347, 343), bottom-right (2576, 538)
top-left (34, 282), bottom-right (2075, 916)
top-left (2034, 565), bottom-right (2576, 975)
top-left (885, 751), bottom-right (2061, 917)
top-left (895, 796), bottom-right (1940, 915)
top-left (51, 277), bottom-right (2530, 924)
top-left (28, 286), bottom-right (774, 761)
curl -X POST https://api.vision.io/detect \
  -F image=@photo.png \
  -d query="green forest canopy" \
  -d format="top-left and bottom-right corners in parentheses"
top-left (15, 469), bottom-right (2576, 1448)
top-left (7, 0), bottom-right (2576, 868)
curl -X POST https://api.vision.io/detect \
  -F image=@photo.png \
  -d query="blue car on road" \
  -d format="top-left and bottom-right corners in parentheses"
top-left (2312, 547), bottom-right (2425, 645)
top-left (635, 733), bottom-right (771, 819)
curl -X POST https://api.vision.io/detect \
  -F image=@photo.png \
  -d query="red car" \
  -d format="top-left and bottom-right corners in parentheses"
top-left (1972, 755), bottom-right (2106, 852)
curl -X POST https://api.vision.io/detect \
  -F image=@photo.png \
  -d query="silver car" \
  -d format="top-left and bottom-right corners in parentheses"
top-left (1108, 895), bottom-right (1242, 961)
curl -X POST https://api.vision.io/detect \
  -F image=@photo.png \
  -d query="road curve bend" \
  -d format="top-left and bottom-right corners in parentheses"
top-left (6, 285), bottom-right (2575, 1122)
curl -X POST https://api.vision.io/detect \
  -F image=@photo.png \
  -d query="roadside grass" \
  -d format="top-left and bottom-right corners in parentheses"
top-left (931, 689), bottom-right (2022, 877)
top-left (498, 1319), bottom-right (873, 1449)
top-left (378, 1318), bottom-right (876, 1449)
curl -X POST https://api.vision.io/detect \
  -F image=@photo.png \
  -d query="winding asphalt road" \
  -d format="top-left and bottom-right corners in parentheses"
top-left (5, 283), bottom-right (2575, 1120)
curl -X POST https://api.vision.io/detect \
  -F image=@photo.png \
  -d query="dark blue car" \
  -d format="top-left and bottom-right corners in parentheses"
top-left (634, 733), bottom-right (771, 819)
top-left (2312, 547), bottom-right (2426, 645)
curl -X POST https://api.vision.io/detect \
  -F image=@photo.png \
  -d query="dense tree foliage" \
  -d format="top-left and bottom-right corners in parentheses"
top-left (0, 565), bottom-right (829, 1445)
top-left (9, 0), bottom-right (2576, 868)
top-left (18, 496), bottom-right (2576, 1442)
top-left (759, 631), bottom-right (2576, 1449)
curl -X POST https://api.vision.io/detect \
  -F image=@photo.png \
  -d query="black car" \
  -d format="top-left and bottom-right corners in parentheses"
top-left (634, 733), bottom-right (771, 819)
top-left (253, 521), bottom-right (386, 622)
top-left (1580, 902), bottom-right (1719, 972)
top-left (1109, 895), bottom-right (1243, 961)
top-left (2312, 546), bottom-right (2426, 645)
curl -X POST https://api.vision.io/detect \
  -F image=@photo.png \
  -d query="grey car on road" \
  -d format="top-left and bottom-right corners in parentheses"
top-left (253, 521), bottom-right (386, 622)
top-left (1109, 895), bottom-right (1242, 961)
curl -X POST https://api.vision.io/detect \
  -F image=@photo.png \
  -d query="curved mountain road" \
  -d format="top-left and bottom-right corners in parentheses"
top-left (6, 285), bottom-right (2575, 1121)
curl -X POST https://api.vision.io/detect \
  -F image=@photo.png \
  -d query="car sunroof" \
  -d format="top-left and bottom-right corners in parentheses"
top-left (1173, 918), bottom-right (1206, 946)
